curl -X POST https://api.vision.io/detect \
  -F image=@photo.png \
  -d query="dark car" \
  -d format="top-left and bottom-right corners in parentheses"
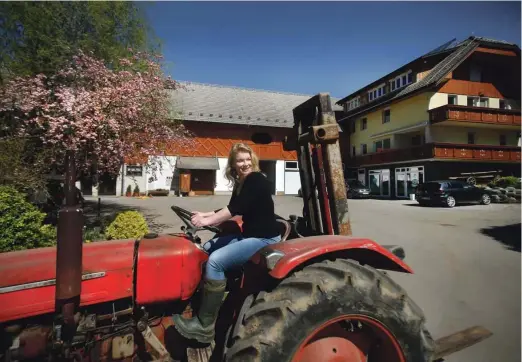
top-left (346, 179), bottom-right (371, 199)
top-left (415, 180), bottom-right (492, 208)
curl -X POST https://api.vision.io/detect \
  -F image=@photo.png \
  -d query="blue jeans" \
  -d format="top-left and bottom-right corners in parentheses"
top-left (203, 234), bottom-right (281, 280)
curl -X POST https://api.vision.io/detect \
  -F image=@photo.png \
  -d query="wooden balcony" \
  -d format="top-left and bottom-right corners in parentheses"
top-left (349, 143), bottom-right (521, 167)
top-left (429, 104), bottom-right (521, 126)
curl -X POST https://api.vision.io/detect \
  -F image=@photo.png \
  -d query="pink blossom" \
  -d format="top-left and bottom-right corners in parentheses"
top-left (0, 50), bottom-right (194, 176)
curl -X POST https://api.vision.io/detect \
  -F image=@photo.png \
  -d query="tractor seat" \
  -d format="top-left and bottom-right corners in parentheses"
top-left (276, 219), bottom-right (291, 242)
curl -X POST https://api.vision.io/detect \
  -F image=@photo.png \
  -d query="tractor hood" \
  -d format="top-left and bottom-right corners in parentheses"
top-left (0, 239), bottom-right (136, 323)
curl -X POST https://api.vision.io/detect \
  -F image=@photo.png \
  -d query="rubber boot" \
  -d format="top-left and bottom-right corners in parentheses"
top-left (172, 278), bottom-right (226, 344)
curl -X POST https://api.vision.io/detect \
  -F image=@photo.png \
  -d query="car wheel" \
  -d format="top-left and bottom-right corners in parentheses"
top-left (480, 194), bottom-right (491, 205)
top-left (445, 196), bottom-right (456, 208)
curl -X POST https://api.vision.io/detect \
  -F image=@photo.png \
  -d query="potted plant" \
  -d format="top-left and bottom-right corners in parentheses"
top-left (133, 185), bottom-right (140, 197)
top-left (125, 185), bottom-right (132, 197)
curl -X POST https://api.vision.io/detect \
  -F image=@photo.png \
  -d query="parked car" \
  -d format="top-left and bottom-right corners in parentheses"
top-left (346, 179), bottom-right (371, 199)
top-left (415, 180), bottom-right (492, 208)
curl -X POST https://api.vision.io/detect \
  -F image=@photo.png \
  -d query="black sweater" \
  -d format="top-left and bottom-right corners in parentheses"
top-left (227, 172), bottom-right (280, 238)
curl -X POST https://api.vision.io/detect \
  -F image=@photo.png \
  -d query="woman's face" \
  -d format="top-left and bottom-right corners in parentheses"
top-left (234, 151), bottom-right (253, 180)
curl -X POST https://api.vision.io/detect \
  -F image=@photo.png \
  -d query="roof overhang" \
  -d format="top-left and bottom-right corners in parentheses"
top-left (370, 121), bottom-right (428, 139)
top-left (176, 156), bottom-right (220, 170)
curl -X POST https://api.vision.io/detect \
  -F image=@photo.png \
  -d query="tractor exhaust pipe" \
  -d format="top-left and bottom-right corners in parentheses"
top-left (55, 150), bottom-right (84, 341)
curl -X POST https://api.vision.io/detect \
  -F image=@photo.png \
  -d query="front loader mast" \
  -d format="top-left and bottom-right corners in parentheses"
top-left (285, 93), bottom-right (351, 236)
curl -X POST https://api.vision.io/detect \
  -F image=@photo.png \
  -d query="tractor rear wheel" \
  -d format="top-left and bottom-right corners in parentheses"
top-left (225, 258), bottom-right (435, 362)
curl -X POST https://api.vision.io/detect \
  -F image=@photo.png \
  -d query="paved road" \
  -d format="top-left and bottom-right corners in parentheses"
top-left (86, 195), bottom-right (521, 362)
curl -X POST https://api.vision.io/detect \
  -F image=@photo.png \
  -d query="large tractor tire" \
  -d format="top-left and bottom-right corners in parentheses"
top-left (226, 258), bottom-right (435, 362)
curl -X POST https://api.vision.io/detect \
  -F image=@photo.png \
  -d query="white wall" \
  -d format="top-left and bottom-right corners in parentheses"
top-left (275, 160), bottom-right (285, 194)
top-left (283, 161), bottom-right (301, 195)
top-left (121, 164), bottom-right (148, 195)
top-left (147, 156), bottom-right (177, 192)
top-left (428, 92), bottom-right (448, 110)
top-left (215, 158), bottom-right (233, 195)
top-left (114, 156), bottom-right (177, 196)
top-left (431, 92), bottom-right (502, 109)
top-left (488, 98), bottom-right (500, 108)
top-left (457, 95), bottom-right (468, 106)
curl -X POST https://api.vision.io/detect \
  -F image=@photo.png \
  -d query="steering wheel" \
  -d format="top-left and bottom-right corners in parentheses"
top-left (170, 206), bottom-right (221, 236)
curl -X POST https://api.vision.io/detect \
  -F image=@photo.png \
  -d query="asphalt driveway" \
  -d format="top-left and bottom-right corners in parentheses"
top-left (86, 195), bottom-right (521, 362)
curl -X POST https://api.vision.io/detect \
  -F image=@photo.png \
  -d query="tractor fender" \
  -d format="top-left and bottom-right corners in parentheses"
top-left (251, 235), bottom-right (413, 279)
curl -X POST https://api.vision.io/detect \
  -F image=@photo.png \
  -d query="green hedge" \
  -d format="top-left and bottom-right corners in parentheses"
top-left (0, 186), bottom-right (57, 252)
top-left (489, 176), bottom-right (521, 189)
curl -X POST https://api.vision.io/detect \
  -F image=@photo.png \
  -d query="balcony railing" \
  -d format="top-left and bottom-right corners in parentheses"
top-left (429, 104), bottom-right (521, 126)
top-left (349, 143), bottom-right (521, 167)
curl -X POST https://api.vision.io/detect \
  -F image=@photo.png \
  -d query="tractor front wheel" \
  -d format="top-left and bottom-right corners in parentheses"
top-left (225, 258), bottom-right (435, 362)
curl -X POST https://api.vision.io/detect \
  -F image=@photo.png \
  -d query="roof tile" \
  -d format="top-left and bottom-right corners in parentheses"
top-left (170, 82), bottom-right (342, 128)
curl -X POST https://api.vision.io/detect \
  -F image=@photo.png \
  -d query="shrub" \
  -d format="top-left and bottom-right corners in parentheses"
top-left (0, 186), bottom-right (57, 252)
top-left (133, 185), bottom-right (140, 195)
top-left (84, 226), bottom-right (106, 243)
top-left (489, 176), bottom-right (521, 189)
top-left (40, 224), bottom-right (58, 247)
top-left (105, 210), bottom-right (149, 240)
top-left (126, 185), bottom-right (132, 194)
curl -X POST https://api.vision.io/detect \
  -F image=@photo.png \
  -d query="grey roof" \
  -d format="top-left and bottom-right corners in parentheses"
top-left (176, 156), bottom-right (220, 170)
top-left (339, 37), bottom-right (485, 121)
top-left (337, 35), bottom-right (520, 111)
top-left (170, 81), bottom-right (342, 129)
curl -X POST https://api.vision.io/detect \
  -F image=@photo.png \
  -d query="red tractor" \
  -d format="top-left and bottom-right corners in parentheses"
top-left (0, 94), bottom-right (492, 362)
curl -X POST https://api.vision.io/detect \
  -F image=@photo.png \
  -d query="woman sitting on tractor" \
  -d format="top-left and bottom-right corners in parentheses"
top-left (172, 142), bottom-right (281, 343)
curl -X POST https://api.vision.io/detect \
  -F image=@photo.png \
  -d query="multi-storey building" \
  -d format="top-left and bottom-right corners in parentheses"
top-left (88, 82), bottom-right (341, 197)
top-left (336, 36), bottom-right (521, 198)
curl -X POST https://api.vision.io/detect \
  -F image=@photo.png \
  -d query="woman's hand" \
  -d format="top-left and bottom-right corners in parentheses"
top-left (192, 213), bottom-right (211, 228)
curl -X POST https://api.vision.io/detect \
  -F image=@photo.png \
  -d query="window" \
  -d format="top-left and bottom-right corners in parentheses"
top-left (285, 161), bottom-right (298, 170)
top-left (374, 140), bottom-right (383, 152)
top-left (450, 182), bottom-right (464, 189)
top-left (126, 165), bottom-right (143, 177)
top-left (390, 70), bottom-right (413, 91)
top-left (499, 134), bottom-right (507, 146)
top-left (361, 118), bottom-right (367, 130)
top-left (467, 97), bottom-right (489, 108)
top-left (350, 120), bottom-right (356, 133)
top-left (448, 95), bottom-right (457, 105)
top-left (467, 132), bottom-right (475, 145)
top-left (352, 146), bottom-right (356, 156)
top-left (499, 100), bottom-right (512, 110)
top-left (361, 144), bottom-right (367, 155)
top-left (382, 109), bottom-right (390, 123)
top-left (374, 138), bottom-right (391, 152)
top-left (346, 97), bottom-right (360, 111)
top-left (367, 84), bottom-right (386, 102)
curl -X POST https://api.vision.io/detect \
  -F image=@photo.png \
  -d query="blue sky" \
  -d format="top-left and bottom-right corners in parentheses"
top-left (145, 1), bottom-right (521, 99)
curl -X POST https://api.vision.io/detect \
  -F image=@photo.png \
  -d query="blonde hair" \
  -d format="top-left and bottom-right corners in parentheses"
top-left (225, 143), bottom-right (260, 186)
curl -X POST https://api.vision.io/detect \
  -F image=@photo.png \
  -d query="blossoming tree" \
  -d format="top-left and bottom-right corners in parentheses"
top-left (0, 50), bottom-right (193, 182)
